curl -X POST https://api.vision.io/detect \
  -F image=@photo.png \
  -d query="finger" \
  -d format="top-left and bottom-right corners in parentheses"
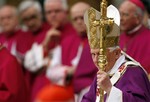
top-left (97, 74), bottom-right (108, 86)
top-left (97, 78), bottom-right (104, 87)
top-left (97, 70), bottom-right (105, 74)
top-left (97, 73), bottom-right (109, 83)
top-left (52, 29), bottom-right (61, 35)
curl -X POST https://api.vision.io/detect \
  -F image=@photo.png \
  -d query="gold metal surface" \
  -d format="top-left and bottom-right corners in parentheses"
top-left (84, 0), bottom-right (118, 102)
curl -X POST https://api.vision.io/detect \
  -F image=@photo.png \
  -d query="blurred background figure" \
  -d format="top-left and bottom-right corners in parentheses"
top-left (43, 0), bottom-right (80, 85)
top-left (0, 5), bottom-right (31, 60)
top-left (18, 1), bottom-right (51, 102)
top-left (71, 2), bottom-right (89, 38)
top-left (119, 0), bottom-right (150, 78)
top-left (19, 0), bottom-right (50, 40)
top-left (141, 0), bottom-right (150, 28)
top-left (24, 0), bottom-right (81, 102)
top-left (0, 26), bottom-right (2, 33)
top-left (70, 2), bottom-right (97, 102)
top-left (0, 44), bottom-right (28, 102)
top-left (35, 85), bottom-right (74, 102)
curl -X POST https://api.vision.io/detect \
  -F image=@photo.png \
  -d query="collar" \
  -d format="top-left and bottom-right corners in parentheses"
top-left (128, 24), bottom-right (142, 34)
top-left (108, 55), bottom-right (126, 75)
top-left (4, 26), bottom-right (20, 38)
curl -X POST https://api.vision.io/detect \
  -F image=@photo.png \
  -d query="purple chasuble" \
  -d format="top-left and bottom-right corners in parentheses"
top-left (82, 66), bottom-right (150, 102)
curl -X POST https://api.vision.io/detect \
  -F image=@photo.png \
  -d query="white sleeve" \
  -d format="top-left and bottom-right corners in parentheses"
top-left (71, 45), bottom-right (83, 66)
top-left (46, 46), bottom-right (66, 86)
top-left (106, 86), bottom-right (123, 102)
top-left (24, 43), bottom-right (45, 72)
top-left (49, 45), bottom-right (62, 68)
top-left (46, 65), bottom-right (68, 86)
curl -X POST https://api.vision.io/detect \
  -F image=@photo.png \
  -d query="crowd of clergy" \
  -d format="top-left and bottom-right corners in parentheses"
top-left (0, 0), bottom-right (150, 102)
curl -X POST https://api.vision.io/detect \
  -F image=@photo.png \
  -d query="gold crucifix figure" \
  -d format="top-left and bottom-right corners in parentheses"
top-left (84, 0), bottom-right (120, 102)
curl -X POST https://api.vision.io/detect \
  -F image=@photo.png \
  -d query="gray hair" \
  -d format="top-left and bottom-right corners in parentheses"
top-left (18, 0), bottom-right (42, 13)
top-left (44, 0), bottom-right (68, 10)
top-left (108, 46), bottom-right (120, 52)
top-left (134, 5), bottom-right (144, 20)
top-left (0, 5), bottom-right (18, 16)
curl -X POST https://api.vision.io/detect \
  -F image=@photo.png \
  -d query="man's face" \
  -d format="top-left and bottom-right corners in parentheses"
top-left (21, 7), bottom-right (42, 33)
top-left (91, 48), bottom-right (120, 71)
top-left (119, 1), bottom-right (139, 32)
top-left (0, 6), bottom-right (18, 33)
top-left (44, 2), bottom-right (67, 28)
top-left (71, 9), bottom-right (86, 34)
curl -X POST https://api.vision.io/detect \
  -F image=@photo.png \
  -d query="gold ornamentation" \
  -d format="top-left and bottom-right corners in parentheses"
top-left (88, 8), bottom-right (99, 49)
top-left (84, 0), bottom-right (120, 102)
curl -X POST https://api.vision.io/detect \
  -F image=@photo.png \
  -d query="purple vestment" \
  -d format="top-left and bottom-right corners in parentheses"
top-left (82, 66), bottom-right (150, 102)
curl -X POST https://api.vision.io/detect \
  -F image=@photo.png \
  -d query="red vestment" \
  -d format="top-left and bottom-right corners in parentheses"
top-left (0, 47), bottom-right (28, 102)
top-left (119, 26), bottom-right (150, 73)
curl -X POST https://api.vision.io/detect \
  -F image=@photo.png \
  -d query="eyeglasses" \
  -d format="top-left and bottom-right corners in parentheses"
top-left (72, 16), bottom-right (84, 22)
top-left (0, 15), bottom-right (14, 21)
top-left (45, 9), bottom-right (63, 15)
top-left (22, 14), bottom-right (38, 22)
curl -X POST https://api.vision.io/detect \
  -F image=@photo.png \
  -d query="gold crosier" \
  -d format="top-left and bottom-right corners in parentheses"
top-left (86, 0), bottom-right (114, 102)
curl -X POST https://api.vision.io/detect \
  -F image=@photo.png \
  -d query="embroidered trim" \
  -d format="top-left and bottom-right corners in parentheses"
top-left (96, 61), bottom-right (140, 101)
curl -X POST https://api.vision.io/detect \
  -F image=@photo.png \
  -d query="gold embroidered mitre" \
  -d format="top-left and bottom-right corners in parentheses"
top-left (84, 5), bottom-right (120, 49)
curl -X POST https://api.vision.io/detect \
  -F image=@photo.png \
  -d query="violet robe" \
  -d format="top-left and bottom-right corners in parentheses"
top-left (119, 26), bottom-right (150, 73)
top-left (0, 47), bottom-right (28, 102)
top-left (73, 43), bottom-right (98, 94)
top-left (82, 66), bottom-right (150, 102)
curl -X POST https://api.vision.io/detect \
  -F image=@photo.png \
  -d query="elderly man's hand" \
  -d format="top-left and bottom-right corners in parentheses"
top-left (46, 28), bottom-right (61, 40)
top-left (42, 28), bottom-right (61, 48)
top-left (97, 70), bottom-right (112, 94)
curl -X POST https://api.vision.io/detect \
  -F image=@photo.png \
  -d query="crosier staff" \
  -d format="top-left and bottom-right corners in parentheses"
top-left (84, 0), bottom-right (116, 101)
top-left (98, 1), bottom-right (114, 101)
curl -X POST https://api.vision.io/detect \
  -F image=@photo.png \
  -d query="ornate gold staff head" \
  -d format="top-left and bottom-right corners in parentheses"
top-left (84, 5), bottom-right (120, 50)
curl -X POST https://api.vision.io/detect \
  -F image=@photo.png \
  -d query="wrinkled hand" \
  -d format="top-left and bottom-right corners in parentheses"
top-left (43, 28), bottom-right (61, 48)
top-left (97, 70), bottom-right (112, 94)
top-left (24, 43), bottom-right (47, 72)
top-left (46, 28), bottom-right (61, 40)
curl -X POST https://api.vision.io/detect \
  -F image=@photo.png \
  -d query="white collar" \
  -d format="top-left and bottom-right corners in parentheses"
top-left (108, 55), bottom-right (126, 75)
top-left (128, 24), bottom-right (142, 34)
